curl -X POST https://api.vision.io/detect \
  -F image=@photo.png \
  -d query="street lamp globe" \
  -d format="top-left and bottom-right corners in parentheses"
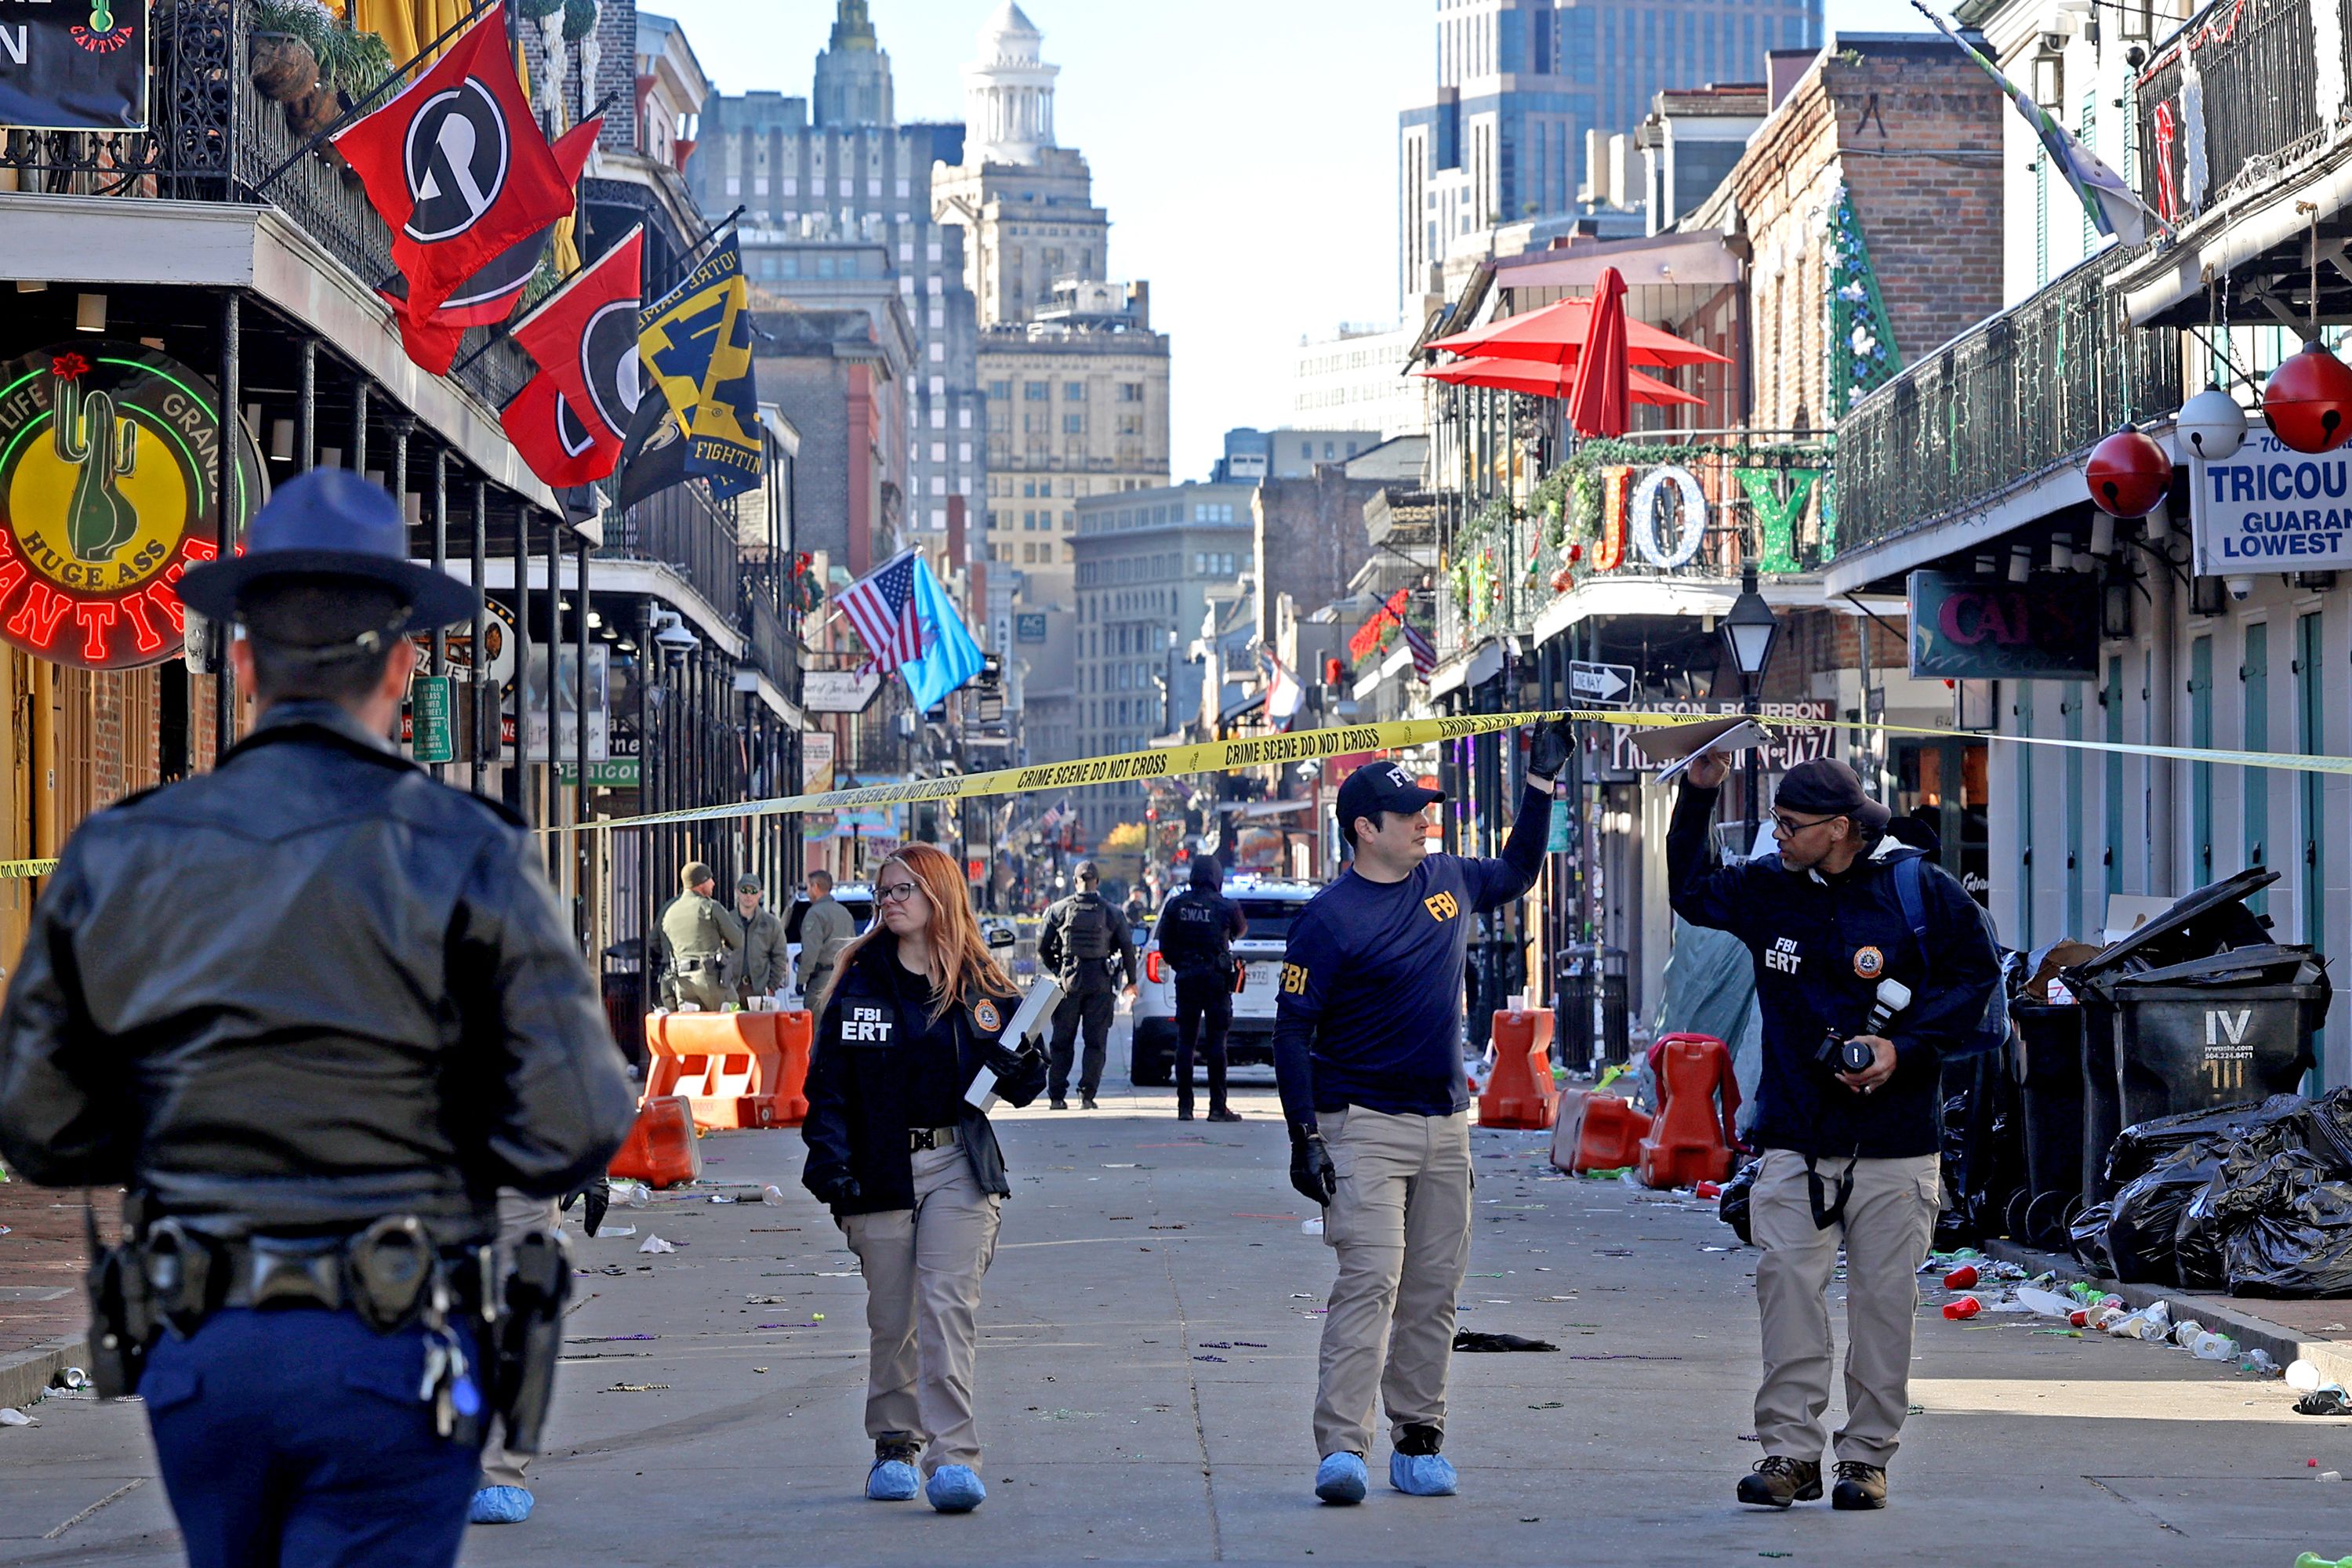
top-left (1719, 580), bottom-right (1780, 681)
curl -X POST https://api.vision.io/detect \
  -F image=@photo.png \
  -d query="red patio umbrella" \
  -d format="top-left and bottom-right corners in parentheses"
top-left (1566, 267), bottom-right (1632, 438)
top-left (1425, 292), bottom-right (1731, 369)
top-left (1415, 355), bottom-right (1703, 407)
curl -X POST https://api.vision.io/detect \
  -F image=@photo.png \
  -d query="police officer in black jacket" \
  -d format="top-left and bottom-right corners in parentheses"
top-left (1666, 754), bottom-right (1997, 1515)
top-left (802, 843), bottom-right (1047, 1515)
top-left (0, 470), bottom-right (637, 1568)
top-left (1156, 855), bottom-right (1248, 1122)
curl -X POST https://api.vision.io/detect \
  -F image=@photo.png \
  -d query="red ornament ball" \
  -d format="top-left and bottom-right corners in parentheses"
top-left (2263, 339), bottom-right (2352, 454)
top-left (2083, 427), bottom-right (2172, 518)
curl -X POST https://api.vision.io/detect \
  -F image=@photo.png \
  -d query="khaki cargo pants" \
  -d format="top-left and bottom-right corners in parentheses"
top-left (1313, 1107), bottom-right (1473, 1459)
top-left (843, 1143), bottom-right (1003, 1473)
top-left (1750, 1148), bottom-right (1941, 1469)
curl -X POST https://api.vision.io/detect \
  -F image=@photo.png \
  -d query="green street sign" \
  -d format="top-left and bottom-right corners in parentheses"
top-left (409, 677), bottom-right (454, 764)
top-left (558, 758), bottom-right (640, 789)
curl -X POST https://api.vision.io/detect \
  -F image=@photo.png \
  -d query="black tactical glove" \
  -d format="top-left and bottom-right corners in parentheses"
top-left (1528, 717), bottom-right (1573, 782)
top-left (560, 1174), bottom-right (611, 1237)
top-left (1289, 1128), bottom-right (1338, 1207)
top-left (814, 1173), bottom-right (863, 1207)
top-left (982, 1036), bottom-right (1039, 1079)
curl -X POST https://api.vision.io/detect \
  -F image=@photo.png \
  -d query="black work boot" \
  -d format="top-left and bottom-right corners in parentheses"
top-left (1831, 1461), bottom-right (1888, 1510)
top-left (1737, 1455), bottom-right (1823, 1508)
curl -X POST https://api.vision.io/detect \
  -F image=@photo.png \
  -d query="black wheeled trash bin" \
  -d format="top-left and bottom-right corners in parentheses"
top-left (2012, 1000), bottom-right (2087, 1247)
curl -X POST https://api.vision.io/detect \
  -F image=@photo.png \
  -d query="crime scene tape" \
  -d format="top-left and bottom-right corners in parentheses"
top-left (542, 705), bottom-right (2352, 839)
top-left (0, 858), bottom-right (57, 881)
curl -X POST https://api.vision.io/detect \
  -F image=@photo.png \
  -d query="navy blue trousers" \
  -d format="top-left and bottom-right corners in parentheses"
top-left (143, 1308), bottom-right (485, 1568)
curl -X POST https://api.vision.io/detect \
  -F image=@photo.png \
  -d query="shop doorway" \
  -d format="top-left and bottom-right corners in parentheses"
top-left (1893, 737), bottom-right (1989, 906)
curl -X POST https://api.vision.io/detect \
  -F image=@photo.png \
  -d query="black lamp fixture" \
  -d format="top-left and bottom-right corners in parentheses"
top-left (1719, 564), bottom-right (1780, 690)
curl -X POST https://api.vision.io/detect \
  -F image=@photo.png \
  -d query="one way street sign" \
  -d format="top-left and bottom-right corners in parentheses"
top-left (1570, 659), bottom-right (1635, 705)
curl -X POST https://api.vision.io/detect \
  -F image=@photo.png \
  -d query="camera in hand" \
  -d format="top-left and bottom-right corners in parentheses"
top-left (1813, 978), bottom-right (1915, 1077)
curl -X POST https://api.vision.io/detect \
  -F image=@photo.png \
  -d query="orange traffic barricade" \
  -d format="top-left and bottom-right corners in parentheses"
top-left (609, 1094), bottom-right (702, 1188)
top-left (1638, 1032), bottom-right (1741, 1189)
top-left (1477, 1007), bottom-right (1558, 1129)
top-left (643, 1010), bottom-right (807, 1130)
top-left (1550, 1089), bottom-right (1652, 1173)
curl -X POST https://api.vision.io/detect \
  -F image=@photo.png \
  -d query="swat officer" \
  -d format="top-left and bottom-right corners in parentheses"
top-left (0, 469), bottom-right (637, 1568)
top-left (1274, 729), bottom-right (1563, 1505)
top-left (1155, 855), bottom-right (1248, 1122)
top-left (734, 873), bottom-right (789, 1005)
top-left (1037, 860), bottom-right (1135, 1110)
top-left (1667, 754), bottom-right (1998, 1513)
top-left (659, 861), bottom-right (742, 1011)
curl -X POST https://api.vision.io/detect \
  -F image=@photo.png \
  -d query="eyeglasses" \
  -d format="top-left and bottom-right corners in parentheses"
top-left (1771, 811), bottom-right (1838, 838)
top-left (876, 880), bottom-right (924, 905)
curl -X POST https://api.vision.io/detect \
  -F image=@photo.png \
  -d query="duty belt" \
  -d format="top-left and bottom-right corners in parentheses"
top-left (676, 954), bottom-right (719, 975)
top-left (909, 1125), bottom-right (960, 1151)
top-left (140, 1216), bottom-right (492, 1337)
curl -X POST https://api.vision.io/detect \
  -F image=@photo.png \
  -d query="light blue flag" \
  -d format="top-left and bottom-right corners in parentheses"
top-left (901, 552), bottom-right (985, 713)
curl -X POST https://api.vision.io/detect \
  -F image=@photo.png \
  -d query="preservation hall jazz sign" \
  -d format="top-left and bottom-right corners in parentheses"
top-left (0, 342), bottom-right (265, 669)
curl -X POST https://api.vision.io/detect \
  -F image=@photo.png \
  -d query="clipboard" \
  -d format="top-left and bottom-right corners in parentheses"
top-left (1632, 715), bottom-right (1771, 785)
top-left (966, 975), bottom-right (1063, 1111)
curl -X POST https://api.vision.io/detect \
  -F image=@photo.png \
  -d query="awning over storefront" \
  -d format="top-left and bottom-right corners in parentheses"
top-left (1530, 575), bottom-right (1825, 643)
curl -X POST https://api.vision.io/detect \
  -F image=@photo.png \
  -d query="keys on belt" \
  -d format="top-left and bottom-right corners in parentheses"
top-left (909, 1125), bottom-right (960, 1151)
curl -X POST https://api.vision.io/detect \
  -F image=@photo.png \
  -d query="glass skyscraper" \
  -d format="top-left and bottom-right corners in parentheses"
top-left (1399, 0), bottom-right (1822, 309)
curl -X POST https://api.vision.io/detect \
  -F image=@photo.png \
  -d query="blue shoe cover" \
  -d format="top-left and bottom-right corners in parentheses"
top-left (1389, 1450), bottom-right (1458, 1496)
top-left (469, 1486), bottom-right (534, 1525)
top-left (925, 1464), bottom-right (987, 1512)
top-left (866, 1458), bottom-right (920, 1501)
top-left (1314, 1451), bottom-right (1368, 1504)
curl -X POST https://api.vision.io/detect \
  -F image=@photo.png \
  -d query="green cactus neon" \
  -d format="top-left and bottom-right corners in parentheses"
top-left (89, 2), bottom-right (115, 31)
top-left (53, 373), bottom-right (140, 564)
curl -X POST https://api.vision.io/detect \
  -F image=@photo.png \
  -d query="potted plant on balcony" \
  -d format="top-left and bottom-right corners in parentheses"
top-left (249, 0), bottom-right (331, 103)
top-left (285, 25), bottom-right (394, 142)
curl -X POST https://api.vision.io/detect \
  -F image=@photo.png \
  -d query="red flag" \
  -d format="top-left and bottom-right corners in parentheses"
top-left (501, 372), bottom-right (624, 488)
top-left (509, 225), bottom-right (644, 448)
top-left (379, 115), bottom-right (603, 376)
top-left (334, 3), bottom-right (575, 325)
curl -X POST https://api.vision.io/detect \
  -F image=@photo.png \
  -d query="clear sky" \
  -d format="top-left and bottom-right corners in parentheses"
top-left (654, 0), bottom-right (1941, 480)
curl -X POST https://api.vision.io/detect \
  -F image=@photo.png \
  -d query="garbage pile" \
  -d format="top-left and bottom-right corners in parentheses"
top-left (1918, 1247), bottom-right (2282, 1376)
top-left (2068, 1089), bottom-right (2352, 1298)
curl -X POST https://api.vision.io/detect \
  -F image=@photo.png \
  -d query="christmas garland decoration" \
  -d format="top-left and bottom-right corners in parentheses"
top-left (1824, 181), bottom-right (1899, 419)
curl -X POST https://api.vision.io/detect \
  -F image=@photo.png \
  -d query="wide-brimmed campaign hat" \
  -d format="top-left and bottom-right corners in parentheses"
top-left (176, 469), bottom-right (479, 631)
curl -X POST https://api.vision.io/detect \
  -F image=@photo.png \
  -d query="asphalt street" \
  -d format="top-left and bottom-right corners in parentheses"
top-left (6, 1022), bottom-right (2352, 1566)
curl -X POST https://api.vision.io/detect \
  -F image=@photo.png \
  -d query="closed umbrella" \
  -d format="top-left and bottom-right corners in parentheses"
top-left (1567, 266), bottom-right (1632, 438)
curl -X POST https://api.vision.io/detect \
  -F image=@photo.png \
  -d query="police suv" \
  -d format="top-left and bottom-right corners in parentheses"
top-left (1129, 875), bottom-right (1321, 1086)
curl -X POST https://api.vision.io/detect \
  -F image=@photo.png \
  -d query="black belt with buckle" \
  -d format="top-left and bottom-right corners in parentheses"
top-left (909, 1126), bottom-right (960, 1151)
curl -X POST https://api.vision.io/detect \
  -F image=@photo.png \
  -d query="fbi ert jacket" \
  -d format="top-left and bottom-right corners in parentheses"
top-left (801, 940), bottom-right (1048, 1214)
top-left (1664, 782), bottom-right (1999, 1160)
top-left (0, 702), bottom-right (637, 1247)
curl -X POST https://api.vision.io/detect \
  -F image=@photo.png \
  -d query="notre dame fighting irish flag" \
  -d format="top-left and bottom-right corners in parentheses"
top-left (635, 235), bottom-right (761, 499)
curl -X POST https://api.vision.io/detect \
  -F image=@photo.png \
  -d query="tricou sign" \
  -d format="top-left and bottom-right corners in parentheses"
top-left (2192, 434), bottom-right (2352, 574)
top-left (0, 341), bottom-right (264, 670)
top-left (1906, 570), bottom-right (2099, 680)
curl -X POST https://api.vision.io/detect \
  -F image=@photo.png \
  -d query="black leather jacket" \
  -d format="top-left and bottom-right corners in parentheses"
top-left (0, 702), bottom-right (637, 1247)
top-left (801, 938), bottom-right (1046, 1214)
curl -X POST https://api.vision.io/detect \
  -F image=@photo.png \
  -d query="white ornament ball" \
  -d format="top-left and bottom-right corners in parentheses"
top-left (2176, 386), bottom-right (2249, 462)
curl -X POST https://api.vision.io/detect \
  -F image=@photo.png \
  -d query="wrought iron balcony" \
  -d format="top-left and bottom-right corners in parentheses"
top-left (595, 481), bottom-right (741, 622)
top-left (742, 591), bottom-right (802, 703)
top-left (1833, 248), bottom-right (2181, 557)
top-left (0, 0), bottom-right (535, 414)
top-left (2135, 0), bottom-right (2346, 227)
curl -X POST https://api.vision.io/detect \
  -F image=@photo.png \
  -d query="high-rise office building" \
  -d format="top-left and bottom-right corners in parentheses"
top-left (694, 3), bottom-right (984, 554)
top-left (1398, 0), bottom-right (1820, 310)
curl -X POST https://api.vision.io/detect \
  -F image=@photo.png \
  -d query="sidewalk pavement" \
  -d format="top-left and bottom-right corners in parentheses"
top-left (9, 1054), bottom-right (2352, 1563)
top-left (0, 1177), bottom-right (105, 1412)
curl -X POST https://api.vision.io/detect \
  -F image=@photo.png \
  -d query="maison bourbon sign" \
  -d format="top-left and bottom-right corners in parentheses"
top-left (0, 342), bottom-right (263, 669)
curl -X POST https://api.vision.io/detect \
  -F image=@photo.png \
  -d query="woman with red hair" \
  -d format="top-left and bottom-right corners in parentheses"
top-left (801, 843), bottom-right (1046, 1512)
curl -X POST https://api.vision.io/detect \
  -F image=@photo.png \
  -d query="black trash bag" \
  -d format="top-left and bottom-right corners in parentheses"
top-left (2223, 1171), bottom-right (2352, 1298)
top-left (2104, 1094), bottom-right (2303, 1190)
top-left (1719, 1159), bottom-right (1756, 1246)
top-left (2069, 1200), bottom-right (2118, 1278)
top-left (1936, 1051), bottom-right (2028, 1246)
top-left (2178, 1146), bottom-right (2341, 1291)
top-left (2106, 1142), bottom-right (2231, 1283)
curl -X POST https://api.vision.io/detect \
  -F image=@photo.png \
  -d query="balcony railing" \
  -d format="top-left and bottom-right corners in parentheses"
top-left (597, 481), bottom-right (740, 620)
top-left (0, 0), bottom-right (535, 413)
top-left (742, 591), bottom-right (801, 702)
top-left (2136, 0), bottom-right (2345, 224)
top-left (1834, 248), bottom-right (2181, 557)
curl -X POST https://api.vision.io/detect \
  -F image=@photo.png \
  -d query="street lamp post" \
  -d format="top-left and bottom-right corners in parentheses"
top-left (1719, 563), bottom-right (1782, 848)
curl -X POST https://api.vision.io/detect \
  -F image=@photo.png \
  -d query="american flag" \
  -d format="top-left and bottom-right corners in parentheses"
top-left (1400, 619), bottom-right (1438, 679)
top-left (835, 550), bottom-right (928, 673)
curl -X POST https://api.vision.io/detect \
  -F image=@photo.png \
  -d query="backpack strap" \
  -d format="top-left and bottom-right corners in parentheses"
top-left (1892, 852), bottom-right (1931, 949)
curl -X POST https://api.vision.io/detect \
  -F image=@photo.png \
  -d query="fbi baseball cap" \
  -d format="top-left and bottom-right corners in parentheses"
top-left (1336, 760), bottom-right (1443, 841)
